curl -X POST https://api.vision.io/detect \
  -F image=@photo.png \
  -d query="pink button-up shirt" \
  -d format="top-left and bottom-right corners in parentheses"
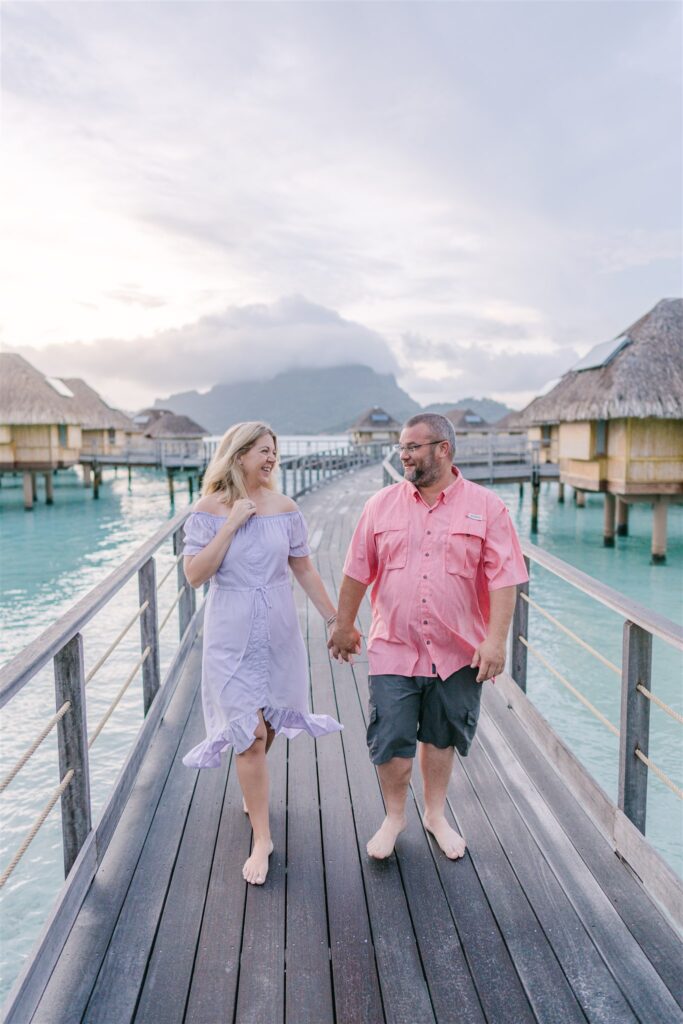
top-left (343, 467), bottom-right (529, 678)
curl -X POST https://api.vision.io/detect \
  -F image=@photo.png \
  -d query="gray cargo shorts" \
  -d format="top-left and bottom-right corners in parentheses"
top-left (367, 665), bottom-right (483, 765)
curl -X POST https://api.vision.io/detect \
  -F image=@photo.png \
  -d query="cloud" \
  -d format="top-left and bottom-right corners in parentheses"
top-left (18, 295), bottom-right (400, 400)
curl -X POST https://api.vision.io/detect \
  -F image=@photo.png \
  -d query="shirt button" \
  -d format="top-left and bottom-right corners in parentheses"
top-left (425, 552), bottom-right (429, 557)
top-left (423, 620), bottom-right (428, 624)
top-left (422, 598), bottom-right (426, 603)
top-left (426, 640), bottom-right (431, 645)
top-left (423, 575), bottom-right (427, 579)
top-left (427, 530), bottom-right (431, 535)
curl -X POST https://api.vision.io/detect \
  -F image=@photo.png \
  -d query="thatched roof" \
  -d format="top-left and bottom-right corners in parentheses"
top-left (62, 379), bottom-right (136, 431)
top-left (143, 411), bottom-right (208, 439)
top-left (0, 353), bottom-right (82, 425)
top-left (493, 410), bottom-right (526, 431)
top-left (444, 407), bottom-right (489, 429)
top-left (517, 299), bottom-right (683, 425)
top-left (350, 406), bottom-right (402, 430)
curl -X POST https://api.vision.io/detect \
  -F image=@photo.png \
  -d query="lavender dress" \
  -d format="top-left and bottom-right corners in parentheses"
top-left (182, 508), bottom-right (342, 768)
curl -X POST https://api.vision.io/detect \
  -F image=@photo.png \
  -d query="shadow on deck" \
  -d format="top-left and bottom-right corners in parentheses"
top-left (22, 467), bottom-right (683, 1024)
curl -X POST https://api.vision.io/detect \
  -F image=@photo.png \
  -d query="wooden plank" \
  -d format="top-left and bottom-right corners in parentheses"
top-left (53, 632), bottom-right (92, 875)
top-left (138, 557), bottom-right (161, 714)
top-left (482, 683), bottom-right (683, 1007)
top-left (492, 670), bottom-right (683, 932)
top-left (31, 644), bottom-right (202, 1024)
top-left (81, 693), bottom-right (207, 1024)
top-left (446, 750), bottom-right (586, 1022)
top-left (184, 755), bottom-right (252, 1023)
top-left (285, 725), bottom-right (334, 1024)
top-left (464, 727), bottom-right (638, 1023)
top-left (476, 712), bottom-right (683, 1023)
top-left (133, 753), bottom-right (230, 1022)
top-left (234, 730), bottom-right (287, 1023)
top-left (618, 622), bottom-right (652, 832)
top-left (308, 643), bottom-right (385, 1024)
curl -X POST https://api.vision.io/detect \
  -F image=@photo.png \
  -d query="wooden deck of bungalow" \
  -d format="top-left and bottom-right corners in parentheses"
top-left (5, 465), bottom-right (683, 1024)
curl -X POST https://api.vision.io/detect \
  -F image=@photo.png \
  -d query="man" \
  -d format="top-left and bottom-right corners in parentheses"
top-left (329, 414), bottom-right (528, 860)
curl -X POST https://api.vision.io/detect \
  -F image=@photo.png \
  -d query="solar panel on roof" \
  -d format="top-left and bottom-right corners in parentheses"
top-left (571, 334), bottom-right (632, 372)
top-left (46, 377), bottom-right (75, 398)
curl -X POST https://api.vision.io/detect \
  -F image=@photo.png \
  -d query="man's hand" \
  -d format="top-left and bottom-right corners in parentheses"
top-left (328, 623), bottom-right (362, 663)
top-left (470, 637), bottom-right (506, 683)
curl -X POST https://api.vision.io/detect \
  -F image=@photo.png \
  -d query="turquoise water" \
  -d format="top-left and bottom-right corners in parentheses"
top-left (0, 466), bottom-right (681, 1002)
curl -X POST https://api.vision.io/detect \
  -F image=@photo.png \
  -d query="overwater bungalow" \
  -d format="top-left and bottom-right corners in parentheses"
top-left (444, 406), bottom-right (490, 434)
top-left (62, 378), bottom-right (137, 458)
top-left (133, 408), bottom-right (208, 442)
top-left (516, 298), bottom-right (683, 559)
top-left (0, 353), bottom-right (83, 506)
top-left (349, 406), bottom-right (401, 445)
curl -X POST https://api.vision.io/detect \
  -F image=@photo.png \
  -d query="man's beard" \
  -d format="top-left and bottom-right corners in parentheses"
top-left (404, 457), bottom-right (440, 487)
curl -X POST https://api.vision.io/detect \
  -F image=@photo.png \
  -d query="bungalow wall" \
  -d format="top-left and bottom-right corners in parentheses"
top-left (80, 428), bottom-right (127, 457)
top-left (0, 424), bottom-right (81, 469)
top-left (558, 417), bottom-right (683, 495)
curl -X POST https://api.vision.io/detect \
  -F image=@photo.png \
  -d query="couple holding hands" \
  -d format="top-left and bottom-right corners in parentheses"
top-left (182, 414), bottom-right (527, 885)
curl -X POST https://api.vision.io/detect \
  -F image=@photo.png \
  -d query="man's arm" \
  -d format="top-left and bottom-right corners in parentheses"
top-left (470, 584), bottom-right (517, 682)
top-left (328, 575), bottom-right (367, 662)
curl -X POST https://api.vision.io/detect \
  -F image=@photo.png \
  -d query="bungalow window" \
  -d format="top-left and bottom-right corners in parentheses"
top-left (595, 420), bottom-right (607, 457)
top-left (108, 428), bottom-right (116, 444)
top-left (58, 424), bottom-right (68, 447)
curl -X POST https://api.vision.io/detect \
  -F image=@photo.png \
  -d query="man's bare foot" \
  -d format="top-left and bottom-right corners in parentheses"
top-left (242, 796), bottom-right (249, 814)
top-left (367, 815), bottom-right (407, 859)
top-left (242, 838), bottom-right (273, 885)
top-left (423, 812), bottom-right (466, 859)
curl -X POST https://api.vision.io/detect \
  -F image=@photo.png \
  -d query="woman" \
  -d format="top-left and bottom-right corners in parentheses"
top-left (182, 421), bottom-right (342, 885)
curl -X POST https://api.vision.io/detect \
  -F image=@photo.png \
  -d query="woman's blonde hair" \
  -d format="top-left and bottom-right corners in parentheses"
top-left (201, 421), bottom-right (278, 504)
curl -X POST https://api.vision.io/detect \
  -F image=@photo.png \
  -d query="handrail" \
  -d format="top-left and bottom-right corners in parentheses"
top-left (0, 507), bottom-right (190, 708)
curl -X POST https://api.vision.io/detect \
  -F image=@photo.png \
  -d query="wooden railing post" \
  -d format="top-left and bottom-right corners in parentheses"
top-left (138, 558), bottom-right (161, 714)
top-left (618, 621), bottom-right (652, 833)
top-left (510, 556), bottom-right (530, 691)
top-left (54, 634), bottom-right (91, 876)
top-left (173, 529), bottom-right (195, 639)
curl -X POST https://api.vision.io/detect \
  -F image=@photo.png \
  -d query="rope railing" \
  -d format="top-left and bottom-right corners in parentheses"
top-left (0, 770), bottom-right (75, 890)
top-left (85, 601), bottom-right (149, 686)
top-left (88, 647), bottom-right (151, 749)
top-left (158, 588), bottom-right (185, 635)
top-left (520, 636), bottom-right (620, 737)
top-left (635, 685), bottom-right (683, 727)
top-left (520, 592), bottom-right (621, 677)
top-left (156, 552), bottom-right (184, 591)
top-left (634, 749), bottom-right (683, 801)
top-left (0, 702), bottom-right (71, 795)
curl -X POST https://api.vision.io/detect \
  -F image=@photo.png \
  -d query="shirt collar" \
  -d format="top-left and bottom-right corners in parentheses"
top-left (408, 466), bottom-right (463, 506)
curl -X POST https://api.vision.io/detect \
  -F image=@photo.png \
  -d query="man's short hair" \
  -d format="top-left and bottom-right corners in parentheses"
top-left (403, 413), bottom-right (456, 459)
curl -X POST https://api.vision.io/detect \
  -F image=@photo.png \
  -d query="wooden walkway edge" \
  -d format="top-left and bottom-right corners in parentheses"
top-left (8, 465), bottom-right (683, 1024)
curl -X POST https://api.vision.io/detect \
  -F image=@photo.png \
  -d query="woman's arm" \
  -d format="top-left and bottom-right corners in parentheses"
top-left (184, 500), bottom-right (255, 588)
top-left (288, 556), bottom-right (336, 622)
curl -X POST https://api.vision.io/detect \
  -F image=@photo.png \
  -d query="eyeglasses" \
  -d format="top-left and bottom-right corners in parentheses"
top-left (392, 440), bottom-right (447, 454)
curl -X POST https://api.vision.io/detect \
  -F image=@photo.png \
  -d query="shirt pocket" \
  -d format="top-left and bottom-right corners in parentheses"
top-left (375, 526), bottom-right (408, 570)
top-left (446, 521), bottom-right (485, 578)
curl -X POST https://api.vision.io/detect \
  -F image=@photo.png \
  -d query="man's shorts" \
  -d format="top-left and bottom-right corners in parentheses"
top-left (367, 665), bottom-right (483, 765)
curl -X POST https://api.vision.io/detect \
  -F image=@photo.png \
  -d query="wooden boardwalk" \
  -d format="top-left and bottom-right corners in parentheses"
top-left (25, 466), bottom-right (682, 1024)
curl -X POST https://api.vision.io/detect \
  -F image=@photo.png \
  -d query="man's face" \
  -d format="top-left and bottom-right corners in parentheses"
top-left (398, 425), bottom-right (448, 487)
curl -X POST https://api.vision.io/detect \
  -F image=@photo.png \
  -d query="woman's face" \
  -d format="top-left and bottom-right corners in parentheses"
top-left (240, 432), bottom-right (277, 487)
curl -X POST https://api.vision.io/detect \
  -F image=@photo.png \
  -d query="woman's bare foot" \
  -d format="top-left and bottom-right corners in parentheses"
top-left (242, 838), bottom-right (273, 885)
top-left (423, 812), bottom-right (466, 859)
top-left (367, 815), bottom-right (406, 859)
top-left (242, 796), bottom-right (249, 814)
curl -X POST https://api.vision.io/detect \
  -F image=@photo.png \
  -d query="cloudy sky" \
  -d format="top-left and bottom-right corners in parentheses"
top-left (1, 1), bottom-right (680, 411)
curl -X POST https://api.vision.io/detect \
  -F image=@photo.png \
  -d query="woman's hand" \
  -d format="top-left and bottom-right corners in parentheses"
top-left (225, 498), bottom-right (257, 532)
